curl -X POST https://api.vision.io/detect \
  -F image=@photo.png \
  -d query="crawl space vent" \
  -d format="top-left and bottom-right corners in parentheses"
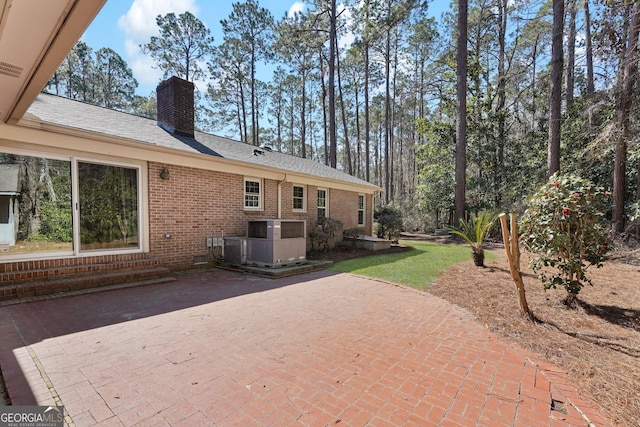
top-left (0, 61), bottom-right (24, 78)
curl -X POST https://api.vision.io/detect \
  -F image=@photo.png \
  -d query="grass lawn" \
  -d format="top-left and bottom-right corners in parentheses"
top-left (329, 240), bottom-right (496, 291)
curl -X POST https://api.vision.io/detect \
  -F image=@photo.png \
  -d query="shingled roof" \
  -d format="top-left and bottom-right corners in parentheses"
top-left (25, 93), bottom-right (379, 190)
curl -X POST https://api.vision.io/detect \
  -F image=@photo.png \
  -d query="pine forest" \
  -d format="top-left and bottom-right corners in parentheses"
top-left (46, 0), bottom-right (640, 238)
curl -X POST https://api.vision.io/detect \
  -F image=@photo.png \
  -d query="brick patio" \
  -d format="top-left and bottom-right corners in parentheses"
top-left (0, 269), bottom-right (611, 426)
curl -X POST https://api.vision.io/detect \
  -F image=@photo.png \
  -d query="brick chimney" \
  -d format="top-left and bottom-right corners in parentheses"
top-left (156, 76), bottom-right (194, 138)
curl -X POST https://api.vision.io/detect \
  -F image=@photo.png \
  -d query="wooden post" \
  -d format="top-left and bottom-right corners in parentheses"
top-left (499, 213), bottom-right (535, 322)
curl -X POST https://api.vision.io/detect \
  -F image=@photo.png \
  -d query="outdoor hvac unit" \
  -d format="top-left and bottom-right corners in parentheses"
top-left (223, 236), bottom-right (247, 266)
top-left (244, 219), bottom-right (307, 268)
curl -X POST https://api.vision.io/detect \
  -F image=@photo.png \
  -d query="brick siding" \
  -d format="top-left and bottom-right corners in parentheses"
top-left (0, 163), bottom-right (373, 276)
top-left (147, 164), bottom-right (371, 269)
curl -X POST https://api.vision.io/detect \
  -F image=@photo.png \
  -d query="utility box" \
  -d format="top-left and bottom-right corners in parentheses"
top-left (223, 236), bottom-right (247, 266)
top-left (245, 219), bottom-right (307, 268)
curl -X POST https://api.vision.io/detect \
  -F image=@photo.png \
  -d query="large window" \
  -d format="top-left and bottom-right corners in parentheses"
top-left (0, 151), bottom-right (142, 258)
top-left (0, 154), bottom-right (72, 255)
top-left (244, 178), bottom-right (262, 210)
top-left (292, 185), bottom-right (306, 212)
top-left (317, 188), bottom-right (328, 220)
top-left (78, 162), bottom-right (139, 251)
top-left (357, 194), bottom-right (365, 226)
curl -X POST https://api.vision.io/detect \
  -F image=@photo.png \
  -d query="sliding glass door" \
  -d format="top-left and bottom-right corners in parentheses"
top-left (0, 150), bottom-right (142, 259)
top-left (78, 161), bottom-right (139, 251)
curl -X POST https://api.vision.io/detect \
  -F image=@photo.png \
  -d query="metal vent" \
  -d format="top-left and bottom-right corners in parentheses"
top-left (0, 61), bottom-right (24, 78)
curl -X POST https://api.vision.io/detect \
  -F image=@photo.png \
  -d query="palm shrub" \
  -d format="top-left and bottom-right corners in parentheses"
top-left (448, 212), bottom-right (496, 267)
top-left (519, 173), bottom-right (610, 307)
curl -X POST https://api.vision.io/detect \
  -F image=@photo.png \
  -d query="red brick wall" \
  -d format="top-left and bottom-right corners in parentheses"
top-left (279, 184), bottom-right (373, 240)
top-left (0, 164), bottom-right (373, 276)
top-left (148, 163), bottom-right (278, 268)
top-left (148, 166), bottom-right (372, 268)
top-left (156, 77), bottom-right (194, 137)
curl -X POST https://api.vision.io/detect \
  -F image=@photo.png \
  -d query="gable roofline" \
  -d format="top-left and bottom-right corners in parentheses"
top-left (13, 93), bottom-right (382, 195)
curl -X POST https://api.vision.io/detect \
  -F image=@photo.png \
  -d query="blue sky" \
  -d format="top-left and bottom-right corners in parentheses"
top-left (81, 0), bottom-right (447, 97)
top-left (81, 0), bottom-right (307, 96)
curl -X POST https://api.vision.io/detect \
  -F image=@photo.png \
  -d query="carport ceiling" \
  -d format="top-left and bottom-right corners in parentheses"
top-left (0, 0), bottom-right (105, 124)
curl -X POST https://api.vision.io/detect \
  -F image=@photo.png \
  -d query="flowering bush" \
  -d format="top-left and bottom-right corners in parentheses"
top-left (519, 173), bottom-right (610, 306)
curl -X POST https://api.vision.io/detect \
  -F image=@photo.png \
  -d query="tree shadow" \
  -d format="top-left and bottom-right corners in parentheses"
top-left (540, 302), bottom-right (640, 359)
top-left (576, 299), bottom-right (640, 332)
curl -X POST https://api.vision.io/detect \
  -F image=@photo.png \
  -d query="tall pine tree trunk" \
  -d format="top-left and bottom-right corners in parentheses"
top-left (495, 0), bottom-right (507, 208)
top-left (251, 48), bottom-right (257, 146)
top-left (454, 0), bottom-right (468, 226)
top-left (240, 80), bottom-right (248, 144)
top-left (613, 2), bottom-right (640, 234)
top-left (547, 0), bottom-right (564, 177)
top-left (336, 41), bottom-right (352, 175)
top-left (566, 0), bottom-right (577, 109)
top-left (384, 25), bottom-right (392, 203)
top-left (584, 0), bottom-right (595, 129)
top-left (300, 69), bottom-right (307, 159)
top-left (364, 24), bottom-right (371, 182)
top-left (319, 51), bottom-right (329, 164)
top-left (328, 0), bottom-right (338, 168)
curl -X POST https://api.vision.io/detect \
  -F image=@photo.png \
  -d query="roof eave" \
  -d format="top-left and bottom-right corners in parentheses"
top-left (14, 117), bottom-right (382, 194)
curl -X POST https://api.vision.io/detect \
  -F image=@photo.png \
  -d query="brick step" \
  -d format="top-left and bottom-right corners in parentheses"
top-left (0, 266), bottom-right (172, 302)
top-left (2, 257), bottom-right (163, 286)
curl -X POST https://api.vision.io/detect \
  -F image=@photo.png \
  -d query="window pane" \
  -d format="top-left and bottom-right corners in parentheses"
top-left (246, 180), bottom-right (260, 194)
top-left (78, 162), bottom-right (139, 251)
top-left (245, 195), bottom-right (259, 207)
top-left (293, 186), bottom-right (304, 210)
top-left (0, 154), bottom-right (72, 254)
top-left (317, 189), bottom-right (326, 208)
top-left (245, 180), bottom-right (261, 208)
top-left (317, 189), bottom-right (327, 220)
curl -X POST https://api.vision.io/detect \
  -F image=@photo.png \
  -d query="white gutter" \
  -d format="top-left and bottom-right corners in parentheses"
top-left (277, 173), bottom-right (289, 219)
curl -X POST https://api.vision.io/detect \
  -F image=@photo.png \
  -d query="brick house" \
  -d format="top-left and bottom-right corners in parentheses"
top-left (0, 1), bottom-right (381, 299)
top-left (0, 75), bottom-right (380, 298)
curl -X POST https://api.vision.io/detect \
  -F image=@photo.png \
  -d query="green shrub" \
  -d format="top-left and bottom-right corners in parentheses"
top-left (374, 205), bottom-right (403, 241)
top-left (519, 173), bottom-right (610, 306)
top-left (309, 217), bottom-right (343, 252)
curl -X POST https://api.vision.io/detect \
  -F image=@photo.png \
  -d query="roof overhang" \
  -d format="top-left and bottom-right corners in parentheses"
top-left (3, 118), bottom-right (382, 195)
top-left (0, 0), bottom-right (106, 124)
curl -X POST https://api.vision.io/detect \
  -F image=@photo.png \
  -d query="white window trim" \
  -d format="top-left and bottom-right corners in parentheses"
top-left (74, 157), bottom-right (145, 254)
top-left (244, 177), bottom-right (263, 211)
top-left (357, 194), bottom-right (365, 227)
top-left (317, 188), bottom-right (328, 219)
top-left (0, 147), bottom-right (147, 261)
top-left (292, 184), bottom-right (306, 212)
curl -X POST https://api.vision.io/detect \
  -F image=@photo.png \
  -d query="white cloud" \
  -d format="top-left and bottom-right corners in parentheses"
top-left (118, 0), bottom-right (199, 39)
top-left (124, 40), bottom-right (163, 86)
top-left (287, 1), bottom-right (305, 18)
top-left (117, 0), bottom-right (200, 92)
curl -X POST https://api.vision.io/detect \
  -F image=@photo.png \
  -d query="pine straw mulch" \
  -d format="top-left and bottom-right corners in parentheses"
top-left (427, 242), bottom-right (640, 427)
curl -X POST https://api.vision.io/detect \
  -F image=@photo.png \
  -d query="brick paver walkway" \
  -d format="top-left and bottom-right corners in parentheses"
top-left (0, 269), bottom-right (611, 426)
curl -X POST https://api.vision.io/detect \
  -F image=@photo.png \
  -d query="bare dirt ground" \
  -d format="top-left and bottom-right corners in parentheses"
top-left (315, 235), bottom-right (639, 425)
top-left (422, 237), bottom-right (640, 427)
